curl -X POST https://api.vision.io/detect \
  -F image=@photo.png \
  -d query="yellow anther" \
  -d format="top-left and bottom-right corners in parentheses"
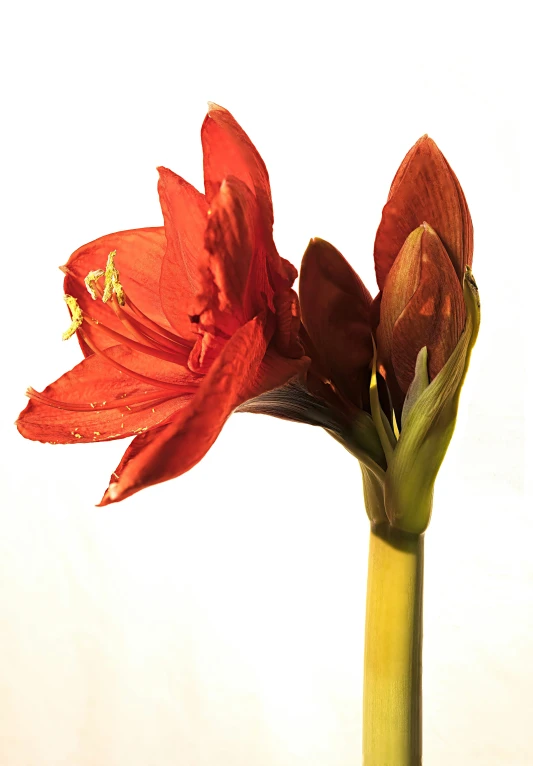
top-left (102, 250), bottom-right (125, 306)
top-left (84, 269), bottom-right (105, 300)
top-left (62, 295), bottom-right (83, 340)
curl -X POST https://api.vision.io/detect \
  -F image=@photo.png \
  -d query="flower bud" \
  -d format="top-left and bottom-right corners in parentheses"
top-left (377, 223), bottom-right (466, 398)
top-left (383, 268), bottom-right (480, 534)
top-left (374, 135), bottom-right (473, 291)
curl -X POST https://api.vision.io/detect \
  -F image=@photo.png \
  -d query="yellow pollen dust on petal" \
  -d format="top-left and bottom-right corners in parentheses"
top-left (102, 250), bottom-right (125, 306)
top-left (84, 269), bottom-right (105, 300)
top-left (62, 295), bottom-right (83, 340)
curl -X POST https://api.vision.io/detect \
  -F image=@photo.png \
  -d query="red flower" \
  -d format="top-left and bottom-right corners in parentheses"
top-left (17, 105), bottom-right (307, 504)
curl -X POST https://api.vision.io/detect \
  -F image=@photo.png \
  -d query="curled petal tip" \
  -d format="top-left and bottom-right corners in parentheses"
top-left (207, 101), bottom-right (225, 113)
top-left (415, 134), bottom-right (436, 149)
top-left (97, 483), bottom-right (119, 507)
top-left (420, 221), bottom-right (438, 235)
top-left (306, 236), bottom-right (329, 250)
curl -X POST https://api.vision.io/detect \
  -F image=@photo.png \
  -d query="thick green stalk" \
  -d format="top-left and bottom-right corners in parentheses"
top-left (363, 522), bottom-right (424, 766)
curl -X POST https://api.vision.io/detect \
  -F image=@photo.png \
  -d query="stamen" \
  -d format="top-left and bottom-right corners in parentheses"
top-left (102, 251), bottom-right (125, 306)
top-left (79, 329), bottom-right (197, 391)
top-left (126, 296), bottom-right (193, 349)
top-left (85, 270), bottom-right (105, 300)
top-left (62, 295), bottom-right (83, 340)
top-left (26, 386), bottom-right (194, 412)
top-left (83, 316), bottom-right (191, 366)
top-left (127, 318), bottom-right (191, 354)
top-left (83, 264), bottom-right (179, 354)
top-left (106, 296), bottom-right (183, 355)
top-left (83, 256), bottom-right (193, 356)
top-left (83, 259), bottom-right (193, 350)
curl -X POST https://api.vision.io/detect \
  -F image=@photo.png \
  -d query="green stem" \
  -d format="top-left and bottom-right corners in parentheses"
top-left (363, 522), bottom-right (424, 766)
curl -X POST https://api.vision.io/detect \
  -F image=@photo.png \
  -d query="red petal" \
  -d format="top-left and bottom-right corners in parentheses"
top-left (62, 227), bottom-right (169, 356)
top-left (157, 168), bottom-right (209, 340)
top-left (201, 104), bottom-right (298, 322)
top-left (378, 224), bottom-right (467, 393)
top-left (189, 177), bottom-right (303, 373)
top-left (187, 330), bottom-right (228, 375)
top-left (272, 288), bottom-right (304, 358)
top-left (202, 176), bottom-right (271, 323)
top-left (98, 314), bottom-right (269, 504)
top-left (299, 238), bottom-right (373, 408)
top-left (201, 104), bottom-right (272, 218)
top-left (374, 136), bottom-right (473, 290)
top-left (243, 348), bottom-right (310, 401)
top-left (16, 345), bottom-right (200, 444)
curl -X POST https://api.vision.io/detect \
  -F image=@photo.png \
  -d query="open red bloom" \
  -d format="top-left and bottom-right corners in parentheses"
top-left (17, 104), bottom-right (307, 504)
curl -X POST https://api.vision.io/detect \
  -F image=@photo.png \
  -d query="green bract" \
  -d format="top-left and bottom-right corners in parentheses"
top-left (361, 267), bottom-right (480, 533)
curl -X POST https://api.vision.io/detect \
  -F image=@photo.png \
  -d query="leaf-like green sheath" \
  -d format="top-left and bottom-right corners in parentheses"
top-left (384, 268), bottom-right (480, 533)
top-left (402, 345), bottom-right (429, 426)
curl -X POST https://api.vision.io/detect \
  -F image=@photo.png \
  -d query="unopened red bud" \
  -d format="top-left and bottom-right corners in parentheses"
top-left (377, 223), bottom-right (466, 394)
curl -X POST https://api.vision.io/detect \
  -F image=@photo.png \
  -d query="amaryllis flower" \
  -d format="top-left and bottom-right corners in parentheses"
top-left (17, 104), bottom-right (307, 504)
top-left (242, 135), bottom-right (480, 534)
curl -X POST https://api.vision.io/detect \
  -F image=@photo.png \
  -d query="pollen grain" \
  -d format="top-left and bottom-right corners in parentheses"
top-left (62, 295), bottom-right (83, 340)
top-left (84, 269), bottom-right (105, 300)
top-left (102, 251), bottom-right (125, 306)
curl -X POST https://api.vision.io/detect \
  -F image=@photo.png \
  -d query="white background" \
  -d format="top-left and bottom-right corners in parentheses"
top-left (1, 2), bottom-right (530, 764)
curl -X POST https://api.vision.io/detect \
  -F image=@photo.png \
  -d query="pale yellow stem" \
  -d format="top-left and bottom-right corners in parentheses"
top-left (363, 523), bottom-right (424, 766)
